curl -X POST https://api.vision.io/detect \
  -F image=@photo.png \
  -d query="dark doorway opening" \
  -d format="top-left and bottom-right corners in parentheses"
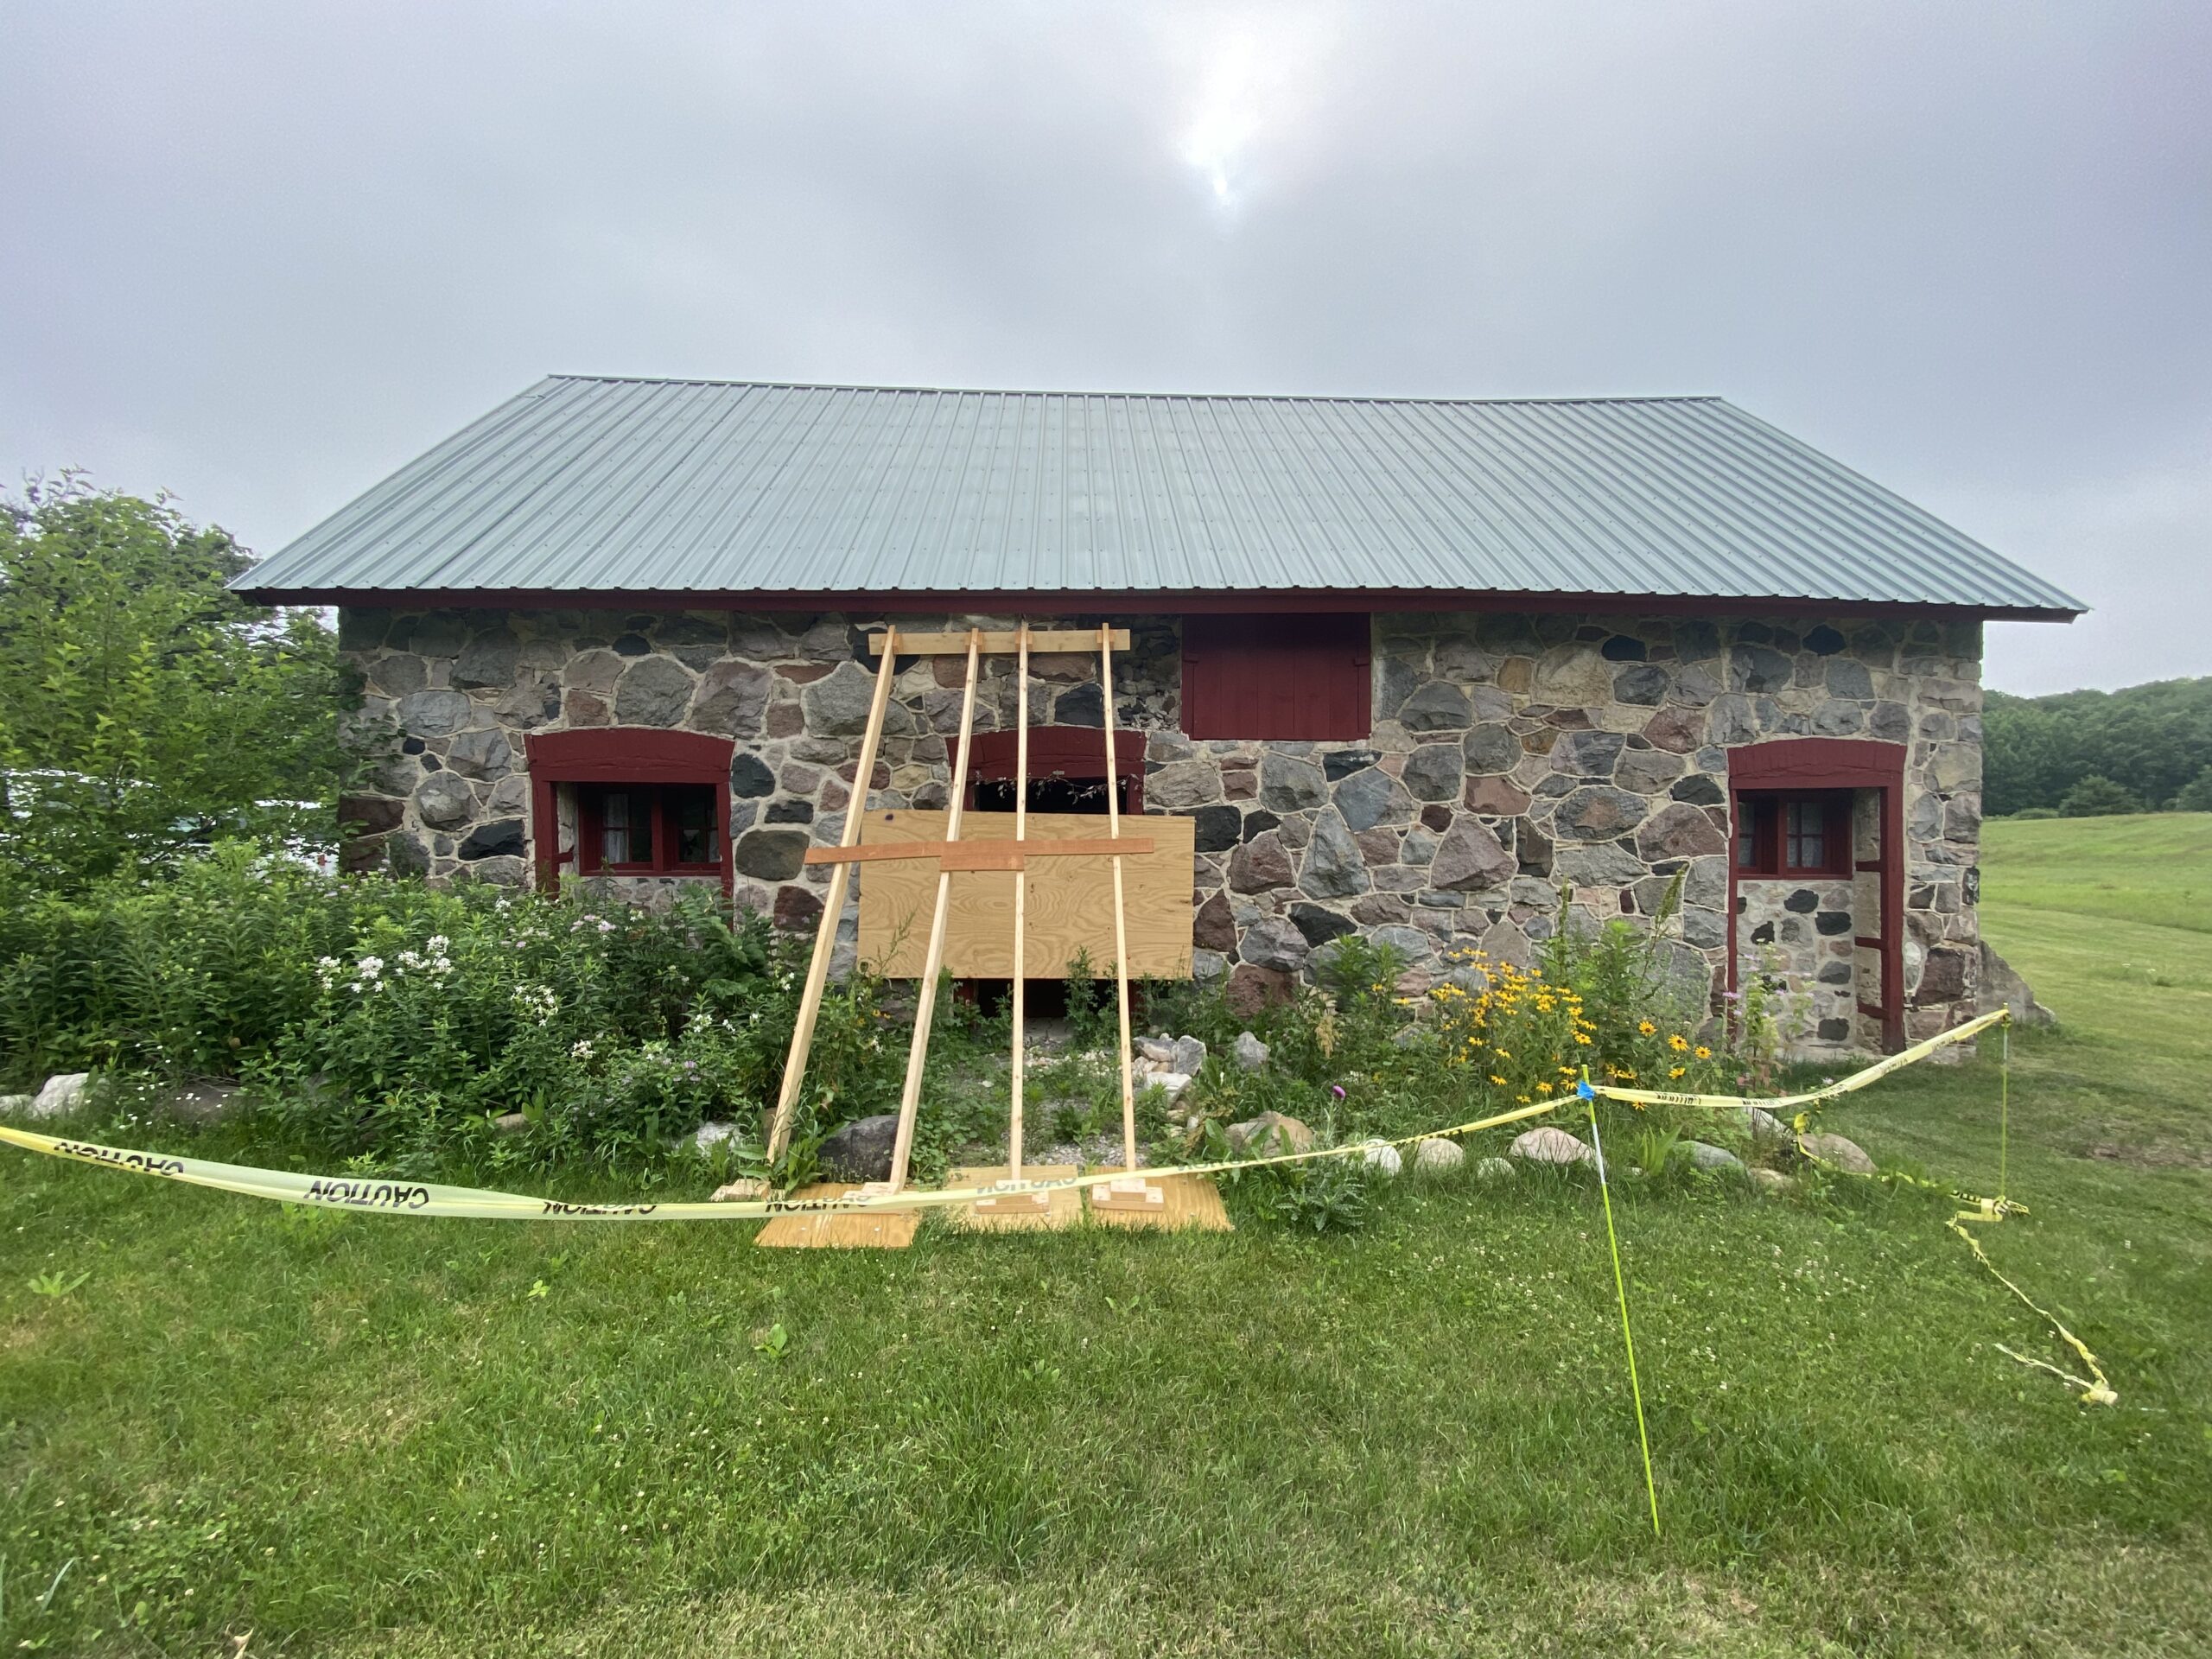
top-left (971, 775), bottom-right (1128, 815)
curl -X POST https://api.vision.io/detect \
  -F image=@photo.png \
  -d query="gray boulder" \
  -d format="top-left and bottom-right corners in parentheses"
top-left (1509, 1125), bottom-right (1595, 1167)
top-left (1743, 1105), bottom-right (1789, 1147)
top-left (690, 1122), bottom-right (739, 1154)
top-left (1226, 1111), bottom-right (1313, 1155)
top-left (1232, 1032), bottom-right (1270, 1071)
top-left (25, 1073), bottom-right (91, 1121)
top-left (1684, 1141), bottom-right (1744, 1173)
top-left (1796, 1131), bottom-right (1876, 1175)
top-left (1476, 1154), bottom-right (1516, 1183)
top-left (1173, 1035), bottom-right (1208, 1077)
top-left (818, 1113), bottom-right (900, 1182)
top-left (165, 1081), bottom-right (243, 1125)
top-left (1979, 941), bottom-right (2055, 1027)
top-left (1413, 1137), bottom-right (1465, 1175)
top-left (1359, 1140), bottom-right (1404, 1177)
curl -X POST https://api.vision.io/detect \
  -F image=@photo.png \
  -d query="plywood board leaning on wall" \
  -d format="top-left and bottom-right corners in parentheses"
top-left (855, 809), bottom-right (1196, 979)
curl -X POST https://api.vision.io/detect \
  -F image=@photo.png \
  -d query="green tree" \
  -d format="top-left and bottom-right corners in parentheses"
top-left (2176, 765), bottom-right (2212, 813)
top-left (2056, 773), bottom-right (2144, 817)
top-left (0, 474), bottom-right (343, 893)
top-left (1986, 677), bottom-right (2212, 815)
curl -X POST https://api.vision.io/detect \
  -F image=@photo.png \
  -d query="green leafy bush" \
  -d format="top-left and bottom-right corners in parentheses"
top-left (2058, 774), bottom-right (2145, 817)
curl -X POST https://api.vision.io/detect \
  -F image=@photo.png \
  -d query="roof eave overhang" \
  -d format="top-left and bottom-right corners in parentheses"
top-left (232, 583), bottom-right (2083, 624)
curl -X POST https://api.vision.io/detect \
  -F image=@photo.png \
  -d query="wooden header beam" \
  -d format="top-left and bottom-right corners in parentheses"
top-left (867, 628), bottom-right (1131, 657)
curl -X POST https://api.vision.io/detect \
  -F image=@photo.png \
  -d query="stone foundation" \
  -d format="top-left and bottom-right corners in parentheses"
top-left (337, 606), bottom-right (1986, 1050)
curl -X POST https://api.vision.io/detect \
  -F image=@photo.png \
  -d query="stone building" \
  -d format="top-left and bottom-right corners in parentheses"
top-left (236, 378), bottom-right (2082, 1055)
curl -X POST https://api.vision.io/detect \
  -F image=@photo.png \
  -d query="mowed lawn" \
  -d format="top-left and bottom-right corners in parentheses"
top-left (2, 823), bottom-right (2209, 1656)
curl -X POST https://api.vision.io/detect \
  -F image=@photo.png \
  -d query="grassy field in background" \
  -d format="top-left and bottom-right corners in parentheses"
top-left (1982, 811), bottom-right (2212, 935)
top-left (1, 823), bottom-right (2208, 1655)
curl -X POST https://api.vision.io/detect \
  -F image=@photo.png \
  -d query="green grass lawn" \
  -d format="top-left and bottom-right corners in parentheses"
top-left (3, 824), bottom-right (2210, 1655)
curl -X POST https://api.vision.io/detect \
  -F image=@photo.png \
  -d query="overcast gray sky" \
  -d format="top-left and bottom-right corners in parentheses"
top-left (5, 1), bottom-right (2206, 695)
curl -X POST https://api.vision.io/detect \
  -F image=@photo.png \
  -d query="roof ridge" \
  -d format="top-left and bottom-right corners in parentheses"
top-left (539, 374), bottom-right (1726, 408)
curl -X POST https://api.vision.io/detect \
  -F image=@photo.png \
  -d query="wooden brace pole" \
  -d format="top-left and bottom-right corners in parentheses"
top-left (1102, 625), bottom-right (1139, 1174)
top-left (766, 626), bottom-right (899, 1162)
top-left (884, 628), bottom-right (982, 1193)
top-left (1009, 624), bottom-right (1030, 1182)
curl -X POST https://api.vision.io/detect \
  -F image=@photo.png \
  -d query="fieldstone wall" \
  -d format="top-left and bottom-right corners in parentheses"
top-left (336, 606), bottom-right (1986, 1052)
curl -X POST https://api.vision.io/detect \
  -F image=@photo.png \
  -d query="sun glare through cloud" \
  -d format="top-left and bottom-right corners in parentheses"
top-left (1165, 4), bottom-right (1342, 223)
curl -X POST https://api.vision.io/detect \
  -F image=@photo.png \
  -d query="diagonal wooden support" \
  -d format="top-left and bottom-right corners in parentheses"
top-left (879, 628), bottom-right (983, 1196)
top-left (766, 626), bottom-right (899, 1164)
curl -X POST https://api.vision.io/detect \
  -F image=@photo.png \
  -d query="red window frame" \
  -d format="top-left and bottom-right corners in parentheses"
top-left (1181, 613), bottom-right (1371, 741)
top-left (524, 729), bottom-right (736, 894)
top-left (575, 782), bottom-right (724, 876)
top-left (1733, 790), bottom-right (1853, 878)
top-left (1726, 737), bottom-right (1908, 1052)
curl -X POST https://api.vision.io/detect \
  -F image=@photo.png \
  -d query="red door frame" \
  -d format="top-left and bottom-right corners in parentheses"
top-left (1726, 737), bottom-right (1906, 1051)
top-left (524, 728), bottom-right (736, 894)
top-left (951, 728), bottom-right (1148, 813)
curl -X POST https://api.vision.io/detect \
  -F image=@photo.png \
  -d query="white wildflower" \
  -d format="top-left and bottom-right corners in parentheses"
top-left (356, 956), bottom-right (385, 981)
top-left (570, 1039), bottom-right (595, 1061)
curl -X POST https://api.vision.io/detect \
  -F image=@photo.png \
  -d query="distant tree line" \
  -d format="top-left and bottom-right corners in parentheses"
top-left (1985, 677), bottom-right (2212, 817)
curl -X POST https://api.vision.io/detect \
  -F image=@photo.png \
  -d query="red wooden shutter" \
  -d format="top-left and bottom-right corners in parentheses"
top-left (1182, 613), bottom-right (1371, 741)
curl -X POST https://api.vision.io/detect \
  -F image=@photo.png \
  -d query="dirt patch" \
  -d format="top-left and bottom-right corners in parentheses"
top-left (2083, 1140), bottom-right (2212, 1170)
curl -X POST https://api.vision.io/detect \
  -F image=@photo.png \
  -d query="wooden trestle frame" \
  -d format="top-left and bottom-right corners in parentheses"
top-left (763, 626), bottom-right (1162, 1214)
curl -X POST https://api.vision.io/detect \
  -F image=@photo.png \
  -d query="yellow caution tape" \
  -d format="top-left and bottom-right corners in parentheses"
top-left (1947, 1202), bottom-right (2116, 1407)
top-left (1586, 1007), bottom-right (2010, 1114)
top-left (0, 1098), bottom-right (1560, 1223)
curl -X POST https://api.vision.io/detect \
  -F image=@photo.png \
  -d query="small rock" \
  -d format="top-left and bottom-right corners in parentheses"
top-left (1476, 1155), bottom-right (1516, 1183)
top-left (1390, 1023), bottom-right (1433, 1049)
top-left (1796, 1131), bottom-right (1875, 1175)
top-left (493, 1111), bottom-right (531, 1136)
top-left (1359, 1140), bottom-right (1404, 1177)
top-left (1232, 1032), bottom-right (1270, 1071)
top-left (28, 1073), bottom-right (90, 1121)
top-left (1414, 1137), bottom-right (1465, 1175)
top-left (1509, 1126), bottom-right (1596, 1167)
top-left (818, 1113), bottom-right (899, 1182)
top-left (164, 1081), bottom-right (243, 1125)
top-left (1135, 1036), bottom-right (1177, 1065)
top-left (713, 1178), bottom-right (770, 1202)
top-left (1748, 1166), bottom-right (1795, 1194)
top-left (1173, 1035), bottom-right (1208, 1077)
top-left (1743, 1105), bottom-right (1789, 1146)
top-left (690, 1122), bottom-right (738, 1154)
top-left (1149, 1072), bottom-right (1194, 1097)
top-left (1685, 1141), bottom-right (1744, 1173)
top-left (1226, 1111), bottom-right (1313, 1155)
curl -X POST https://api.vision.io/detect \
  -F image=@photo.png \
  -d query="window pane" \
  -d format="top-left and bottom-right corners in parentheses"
top-left (670, 786), bottom-right (718, 865)
top-left (603, 791), bottom-right (652, 866)
top-left (1786, 800), bottom-right (1823, 870)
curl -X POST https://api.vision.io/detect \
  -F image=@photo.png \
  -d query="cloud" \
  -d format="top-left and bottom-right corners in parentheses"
top-left (0, 0), bottom-right (2205, 693)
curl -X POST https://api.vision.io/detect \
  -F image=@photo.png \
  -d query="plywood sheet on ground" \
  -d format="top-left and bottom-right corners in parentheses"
top-left (752, 1184), bottom-right (920, 1249)
top-left (1084, 1172), bottom-right (1232, 1232)
top-left (946, 1164), bottom-right (1082, 1232)
top-left (856, 809), bottom-right (1195, 979)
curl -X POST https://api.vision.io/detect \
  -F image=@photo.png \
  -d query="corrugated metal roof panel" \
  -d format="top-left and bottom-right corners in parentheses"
top-left (233, 377), bottom-right (2084, 613)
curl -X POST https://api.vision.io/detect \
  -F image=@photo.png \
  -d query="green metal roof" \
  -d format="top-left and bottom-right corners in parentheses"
top-left (234, 377), bottom-right (2082, 615)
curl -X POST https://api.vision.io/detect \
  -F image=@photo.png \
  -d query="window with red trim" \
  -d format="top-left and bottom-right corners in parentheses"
top-left (1181, 613), bottom-right (1371, 741)
top-left (575, 784), bottom-right (723, 875)
top-left (1734, 790), bottom-right (1852, 878)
